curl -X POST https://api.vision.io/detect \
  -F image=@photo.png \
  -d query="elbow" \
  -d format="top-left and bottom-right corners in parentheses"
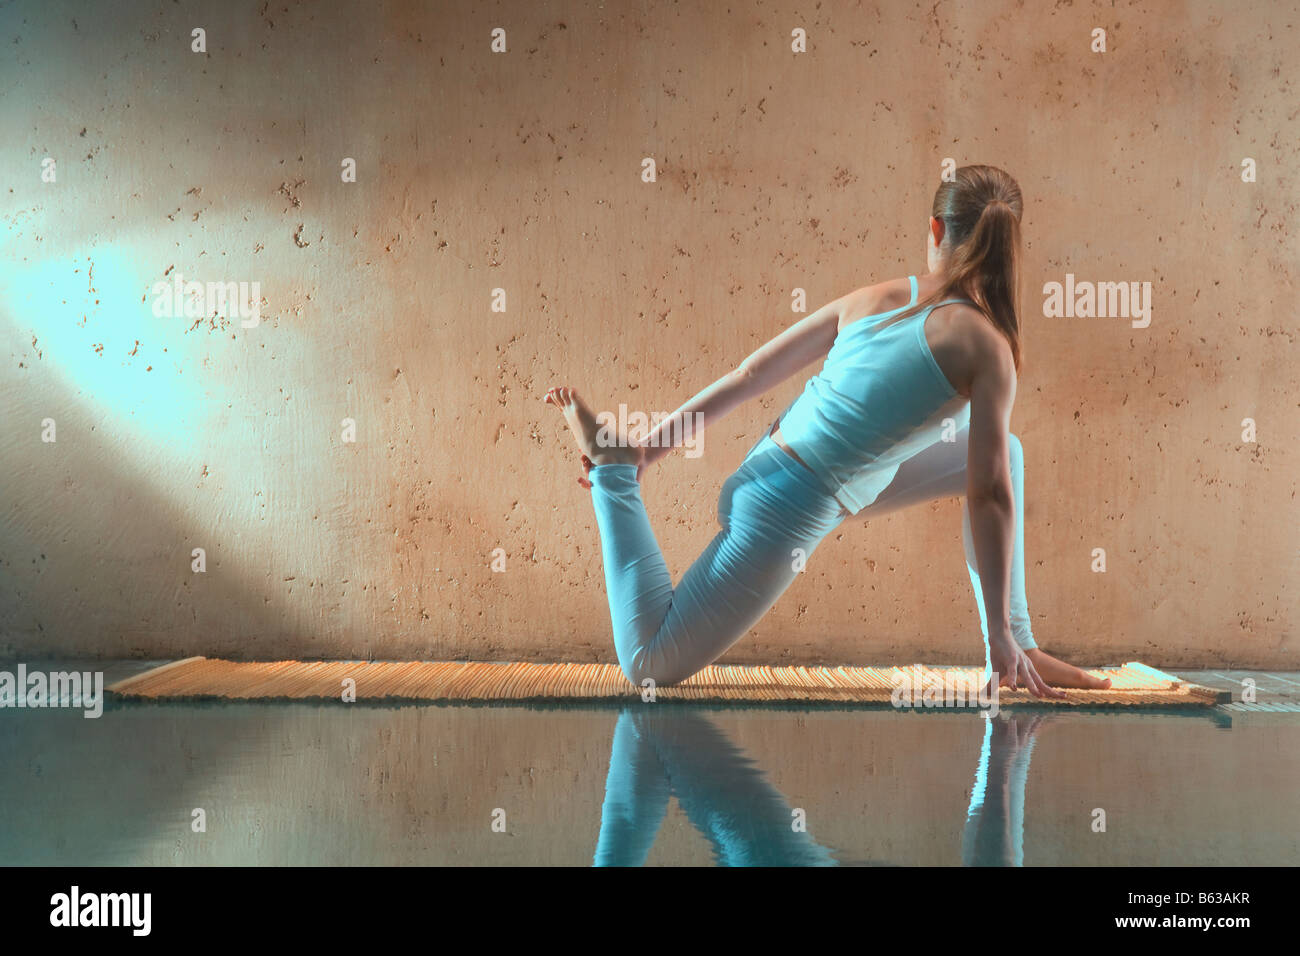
top-left (729, 363), bottom-right (759, 394)
top-left (967, 480), bottom-right (1014, 507)
top-left (730, 363), bottom-right (757, 385)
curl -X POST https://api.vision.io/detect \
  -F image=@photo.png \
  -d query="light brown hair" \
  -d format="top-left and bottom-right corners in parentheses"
top-left (897, 164), bottom-right (1024, 370)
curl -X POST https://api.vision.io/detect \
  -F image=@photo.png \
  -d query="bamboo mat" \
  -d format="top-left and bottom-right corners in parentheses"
top-left (106, 658), bottom-right (1226, 707)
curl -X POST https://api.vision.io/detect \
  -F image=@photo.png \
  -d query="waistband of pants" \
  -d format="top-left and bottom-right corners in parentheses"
top-left (746, 427), bottom-right (852, 515)
top-left (744, 433), bottom-right (842, 501)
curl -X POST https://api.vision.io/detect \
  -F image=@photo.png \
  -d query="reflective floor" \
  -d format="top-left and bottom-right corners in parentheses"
top-left (2, 697), bottom-right (1297, 865)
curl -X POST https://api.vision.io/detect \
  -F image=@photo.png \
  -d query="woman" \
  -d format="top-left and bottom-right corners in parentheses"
top-left (545, 165), bottom-right (1108, 698)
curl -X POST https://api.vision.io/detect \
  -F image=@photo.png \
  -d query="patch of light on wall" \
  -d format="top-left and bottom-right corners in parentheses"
top-left (2, 246), bottom-right (227, 449)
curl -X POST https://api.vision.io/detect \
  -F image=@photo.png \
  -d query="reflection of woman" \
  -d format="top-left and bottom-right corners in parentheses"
top-left (593, 707), bottom-right (836, 867)
top-left (593, 706), bottom-right (1049, 867)
top-left (962, 714), bottom-right (1049, 866)
top-left (547, 166), bottom-right (1107, 697)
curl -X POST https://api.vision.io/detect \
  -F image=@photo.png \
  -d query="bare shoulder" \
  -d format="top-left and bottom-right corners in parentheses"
top-left (954, 305), bottom-right (1016, 385)
top-left (928, 301), bottom-right (1015, 398)
top-left (838, 276), bottom-right (916, 330)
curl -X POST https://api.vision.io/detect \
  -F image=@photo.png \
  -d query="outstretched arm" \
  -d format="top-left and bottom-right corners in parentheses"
top-left (639, 293), bottom-right (850, 467)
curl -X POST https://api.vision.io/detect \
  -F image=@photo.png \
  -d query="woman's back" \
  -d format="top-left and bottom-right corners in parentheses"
top-left (776, 274), bottom-right (989, 514)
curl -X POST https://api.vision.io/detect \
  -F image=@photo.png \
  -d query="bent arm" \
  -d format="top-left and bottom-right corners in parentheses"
top-left (965, 340), bottom-right (1019, 641)
top-left (639, 294), bottom-right (849, 465)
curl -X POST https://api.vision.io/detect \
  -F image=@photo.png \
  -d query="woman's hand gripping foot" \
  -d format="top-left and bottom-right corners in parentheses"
top-left (543, 386), bottom-right (646, 489)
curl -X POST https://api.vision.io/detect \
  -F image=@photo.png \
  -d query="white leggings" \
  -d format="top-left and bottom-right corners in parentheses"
top-left (586, 423), bottom-right (1035, 686)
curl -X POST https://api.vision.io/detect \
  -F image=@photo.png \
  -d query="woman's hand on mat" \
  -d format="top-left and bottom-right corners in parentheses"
top-left (986, 635), bottom-right (1066, 699)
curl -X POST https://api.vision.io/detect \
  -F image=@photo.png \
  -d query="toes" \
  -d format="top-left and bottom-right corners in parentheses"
top-left (543, 386), bottom-right (572, 407)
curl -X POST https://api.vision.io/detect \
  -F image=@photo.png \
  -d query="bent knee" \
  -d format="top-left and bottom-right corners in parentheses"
top-left (620, 661), bottom-right (651, 688)
top-left (620, 658), bottom-right (689, 690)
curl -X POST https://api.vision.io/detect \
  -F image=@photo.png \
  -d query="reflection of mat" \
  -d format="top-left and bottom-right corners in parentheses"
top-left (107, 658), bottom-right (1226, 707)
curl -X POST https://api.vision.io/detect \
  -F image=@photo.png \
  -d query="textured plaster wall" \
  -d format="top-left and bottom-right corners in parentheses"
top-left (0, 0), bottom-right (1295, 666)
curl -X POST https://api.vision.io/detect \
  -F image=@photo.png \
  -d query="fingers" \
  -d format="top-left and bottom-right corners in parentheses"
top-left (1026, 658), bottom-right (1060, 699)
top-left (1014, 657), bottom-right (1040, 698)
top-left (1021, 658), bottom-right (1047, 699)
top-left (1018, 655), bottom-right (1066, 700)
top-left (1000, 662), bottom-right (1018, 692)
top-left (987, 653), bottom-right (1015, 694)
top-left (989, 651), bottom-right (1068, 701)
top-left (1030, 666), bottom-right (1057, 700)
top-left (1019, 658), bottom-right (1050, 697)
top-left (1015, 656), bottom-right (1037, 697)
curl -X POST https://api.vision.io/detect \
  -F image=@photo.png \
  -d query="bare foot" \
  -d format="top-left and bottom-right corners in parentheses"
top-left (1026, 648), bottom-right (1112, 690)
top-left (543, 386), bottom-right (644, 468)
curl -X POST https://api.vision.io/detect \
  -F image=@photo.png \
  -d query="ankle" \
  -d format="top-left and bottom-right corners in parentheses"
top-left (589, 444), bottom-right (643, 468)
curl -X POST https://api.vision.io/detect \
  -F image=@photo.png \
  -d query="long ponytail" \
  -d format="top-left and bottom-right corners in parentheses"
top-left (897, 165), bottom-right (1024, 371)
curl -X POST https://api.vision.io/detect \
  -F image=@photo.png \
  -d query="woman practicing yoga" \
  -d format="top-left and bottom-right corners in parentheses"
top-left (545, 165), bottom-right (1109, 698)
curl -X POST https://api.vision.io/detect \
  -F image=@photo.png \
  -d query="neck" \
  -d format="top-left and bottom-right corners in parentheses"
top-left (920, 267), bottom-right (950, 291)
